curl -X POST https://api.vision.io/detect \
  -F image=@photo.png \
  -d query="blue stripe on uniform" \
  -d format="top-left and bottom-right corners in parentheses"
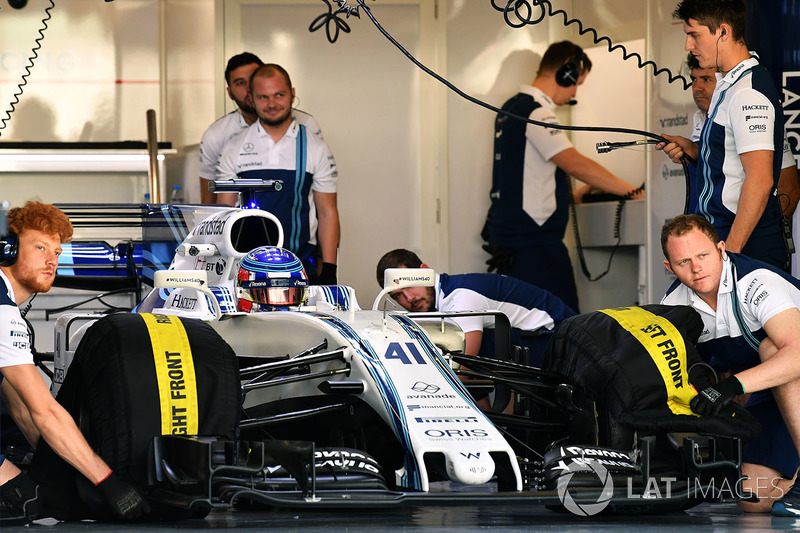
top-left (291, 125), bottom-right (307, 252)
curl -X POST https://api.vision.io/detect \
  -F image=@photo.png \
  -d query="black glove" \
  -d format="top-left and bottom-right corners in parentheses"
top-left (482, 244), bottom-right (515, 273)
top-left (690, 376), bottom-right (744, 416)
top-left (95, 471), bottom-right (150, 520)
top-left (316, 262), bottom-right (337, 285)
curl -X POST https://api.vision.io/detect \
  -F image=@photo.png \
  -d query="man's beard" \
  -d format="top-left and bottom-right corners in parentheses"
top-left (258, 107), bottom-right (292, 128)
top-left (233, 94), bottom-right (256, 116)
top-left (414, 287), bottom-right (436, 312)
top-left (11, 262), bottom-right (54, 294)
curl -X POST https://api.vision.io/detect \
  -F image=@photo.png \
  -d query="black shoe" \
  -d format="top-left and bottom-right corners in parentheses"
top-left (0, 472), bottom-right (42, 525)
top-left (773, 480), bottom-right (800, 517)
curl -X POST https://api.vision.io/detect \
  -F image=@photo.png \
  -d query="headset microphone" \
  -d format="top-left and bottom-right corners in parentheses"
top-left (567, 99), bottom-right (578, 106)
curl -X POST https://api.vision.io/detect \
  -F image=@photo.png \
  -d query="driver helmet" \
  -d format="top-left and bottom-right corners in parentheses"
top-left (237, 246), bottom-right (308, 311)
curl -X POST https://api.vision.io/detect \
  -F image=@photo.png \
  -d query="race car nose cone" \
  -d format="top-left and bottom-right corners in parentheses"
top-left (444, 450), bottom-right (495, 485)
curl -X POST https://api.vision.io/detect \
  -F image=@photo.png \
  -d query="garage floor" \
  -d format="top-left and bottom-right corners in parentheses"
top-left (4, 502), bottom-right (799, 532)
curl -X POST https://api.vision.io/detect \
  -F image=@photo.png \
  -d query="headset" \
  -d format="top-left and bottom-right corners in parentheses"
top-left (555, 46), bottom-right (587, 87)
top-left (0, 203), bottom-right (17, 267)
top-left (0, 232), bottom-right (18, 267)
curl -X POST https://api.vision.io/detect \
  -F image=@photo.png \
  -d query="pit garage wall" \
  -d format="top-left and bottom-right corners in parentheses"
top-left (645, 0), bottom-right (697, 303)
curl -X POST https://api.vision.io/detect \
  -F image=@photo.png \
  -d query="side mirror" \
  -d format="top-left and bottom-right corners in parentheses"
top-left (372, 268), bottom-right (435, 310)
top-left (154, 269), bottom-right (222, 320)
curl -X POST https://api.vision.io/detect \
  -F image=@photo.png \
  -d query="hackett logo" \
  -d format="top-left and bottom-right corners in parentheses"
top-left (742, 104), bottom-right (769, 111)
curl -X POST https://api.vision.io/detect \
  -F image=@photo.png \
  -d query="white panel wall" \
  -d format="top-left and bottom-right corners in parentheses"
top-left (646, 0), bottom-right (697, 303)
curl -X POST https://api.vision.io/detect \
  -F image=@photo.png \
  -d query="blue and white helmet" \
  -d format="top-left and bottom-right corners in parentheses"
top-left (237, 246), bottom-right (308, 308)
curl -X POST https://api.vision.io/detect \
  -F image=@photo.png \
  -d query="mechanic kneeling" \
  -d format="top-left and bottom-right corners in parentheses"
top-left (0, 202), bottom-right (149, 525)
top-left (661, 214), bottom-right (800, 515)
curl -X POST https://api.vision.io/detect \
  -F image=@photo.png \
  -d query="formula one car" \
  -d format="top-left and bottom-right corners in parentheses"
top-left (30, 202), bottom-right (760, 520)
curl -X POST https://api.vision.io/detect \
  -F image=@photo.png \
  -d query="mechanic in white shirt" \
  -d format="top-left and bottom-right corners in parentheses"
top-left (216, 64), bottom-right (340, 285)
top-left (659, 0), bottom-right (789, 271)
top-left (686, 52), bottom-right (799, 219)
top-left (661, 213), bottom-right (800, 515)
top-left (0, 202), bottom-right (148, 524)
top-left (199, 52), bottom-right (323, 206)
top-left (483, 41), bottom-right (643, 312)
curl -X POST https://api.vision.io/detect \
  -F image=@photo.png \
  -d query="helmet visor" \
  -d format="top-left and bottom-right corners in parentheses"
top-left (246, 286), bottom-right (307, 306)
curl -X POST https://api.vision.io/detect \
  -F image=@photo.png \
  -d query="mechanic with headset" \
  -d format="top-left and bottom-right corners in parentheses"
top-left (0, 202), bottom-right (149, 524)
top-left (217, 63), bottom-right (340, 286)
top-left (684, 51), bottom-right (800, 228)
top-left (199, 52), bottom-right (324, 206)
top-left (483, 40), bottom-right (643, 313)
top-left (658, 0), bottom-right (790, 272)
top-left (375, 248), bottom-right (576, 368)
top-left (661, 214), bottom-right (800, 515)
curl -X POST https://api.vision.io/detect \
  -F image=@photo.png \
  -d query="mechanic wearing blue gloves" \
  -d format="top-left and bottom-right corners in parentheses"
top-left (0, 202), bottom-right (149, 524)
top-left (661, 214), bottom-right (800, 515)
top-left (375, 248), bottom-right (576, 367)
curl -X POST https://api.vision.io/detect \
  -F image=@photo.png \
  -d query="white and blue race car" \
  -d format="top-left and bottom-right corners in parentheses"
top-left (33, 202), bottom-right (755, 519)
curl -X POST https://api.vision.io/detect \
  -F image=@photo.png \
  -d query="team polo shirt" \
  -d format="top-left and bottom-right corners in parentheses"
top-left (435, 272), bottom-right (575, 336)
top-left (689, 112), bottom-right (793, 216)
top-left (0, 269), bottom-right (32, 369)
top-left (662, 252), bottom-right (800, 380)
top-left (199, 108), bottom-right (321, 181)
top-left (693, 109), bottom-right (795, 169)
top-left (216, 119), bottom-right (337, 253)
top-left (486, 86), bottom-right (574, 245)
top-left (696, 57), bottom-right (784, 240)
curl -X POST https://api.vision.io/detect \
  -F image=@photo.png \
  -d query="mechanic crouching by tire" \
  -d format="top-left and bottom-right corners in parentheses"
top-left (661, 214), bottom-right (800, 516)
top-left (0, 202), bottom-right (149, 525)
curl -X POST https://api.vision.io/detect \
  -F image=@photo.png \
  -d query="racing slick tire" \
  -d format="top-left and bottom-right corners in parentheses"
top-left (29, 313), bottom-right (240, 521)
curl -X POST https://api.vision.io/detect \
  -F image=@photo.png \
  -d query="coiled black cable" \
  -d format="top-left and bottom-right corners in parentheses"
top-left (491, 0), bottom-right (691, 90)
top-left (357, 0), bottom-right (672, 146)
top-left (0, 0), bottom-right (55, 136)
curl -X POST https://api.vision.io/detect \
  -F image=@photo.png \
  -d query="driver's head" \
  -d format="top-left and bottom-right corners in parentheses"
top-left (375, 248), bottom-right (436, 312)
top-left (237, 246), bottom-right (308, 311)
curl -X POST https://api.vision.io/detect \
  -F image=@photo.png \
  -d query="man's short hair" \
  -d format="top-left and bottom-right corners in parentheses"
top-left (674, 0), bottom-right (746, 42)
top-left (537, 41), bottom-right (592, 77)
top-left (8, 201), bottom-right (73, 243)
top-left (225, 52), bottom-right (264, 85)
top-left (660, 214), bottom-right (719, 260)
top-left (686, 51), bottom-right (701, 71)
top-left (250, 63), bottom-right (293, 94)
top-left (376, 248), bottom-right (423, 287)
